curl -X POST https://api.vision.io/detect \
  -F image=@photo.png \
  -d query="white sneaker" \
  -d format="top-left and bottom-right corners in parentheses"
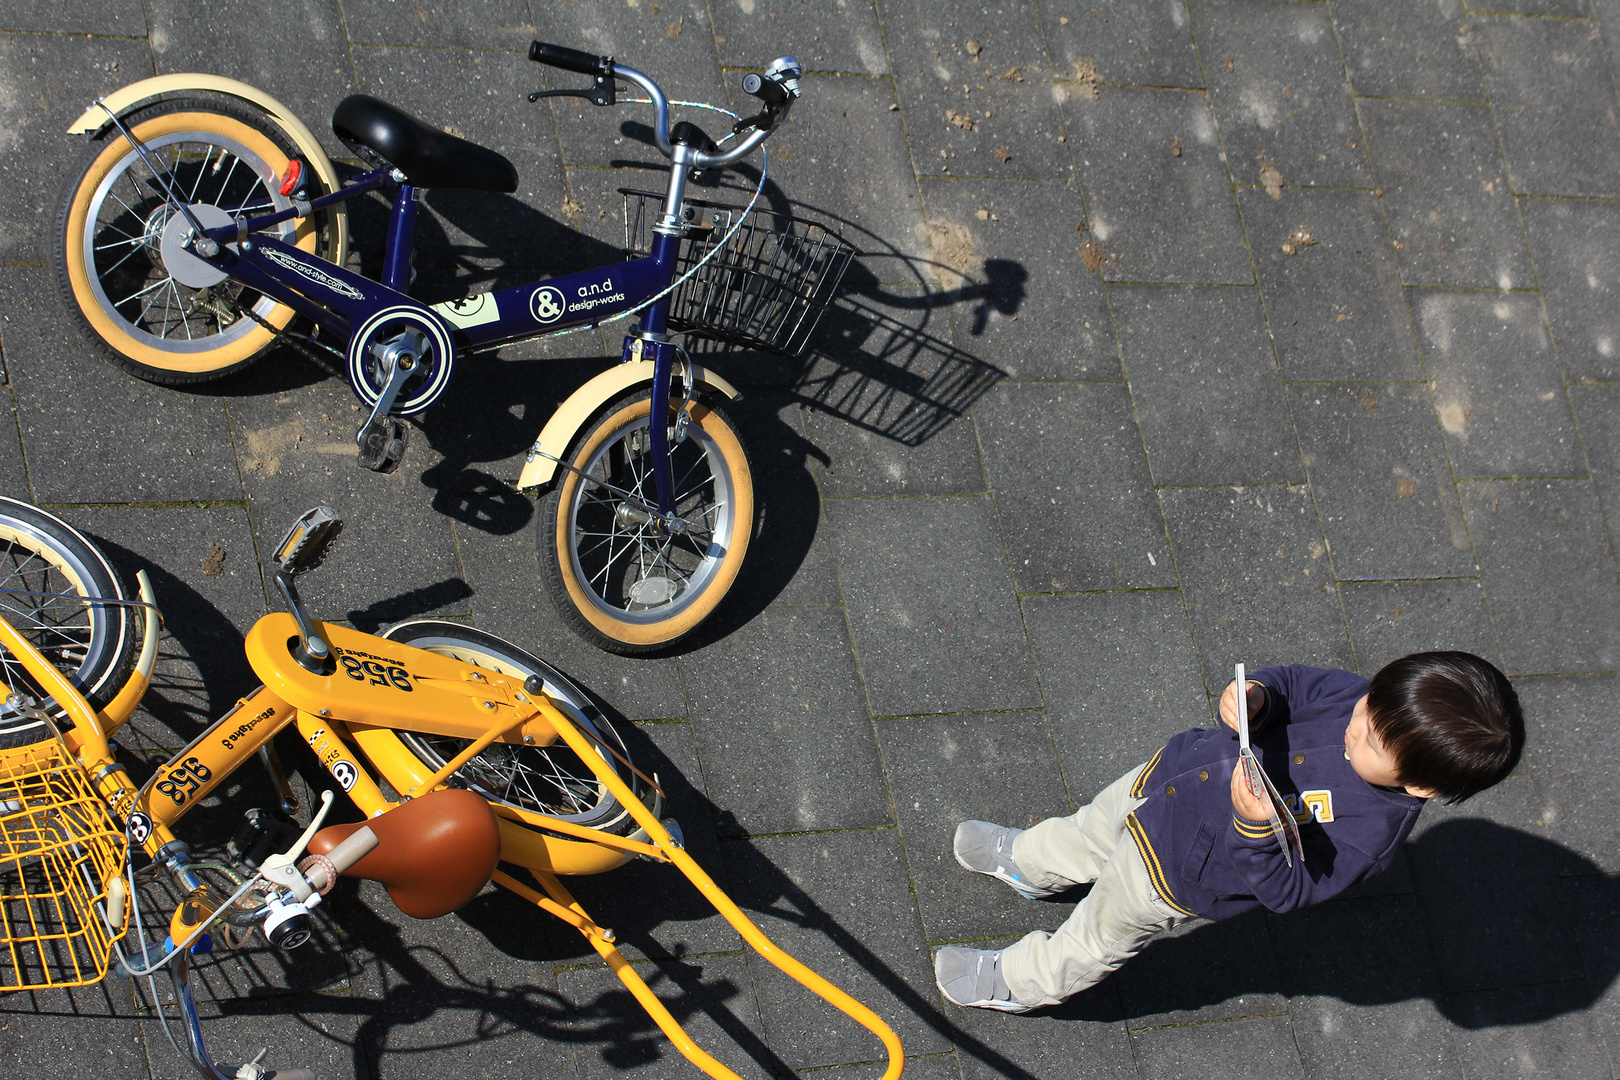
top-left (934, 946), bottom-right (1034, 1013)
top-left (954, 820), bottom-right (1049, 899)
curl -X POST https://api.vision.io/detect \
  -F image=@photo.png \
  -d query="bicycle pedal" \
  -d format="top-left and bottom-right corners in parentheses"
top-left (355, 417), bottom-right (409, 473)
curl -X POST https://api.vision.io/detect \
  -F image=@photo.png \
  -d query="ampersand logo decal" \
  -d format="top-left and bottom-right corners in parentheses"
top-left (530, 285), bottom-right (566, 323)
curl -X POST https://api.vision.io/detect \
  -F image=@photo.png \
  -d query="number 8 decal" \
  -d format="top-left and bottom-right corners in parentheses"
top-left (331, 760), bottom-right (359, 791)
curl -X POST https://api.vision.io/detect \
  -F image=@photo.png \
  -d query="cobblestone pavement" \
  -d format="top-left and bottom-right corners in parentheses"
top-left (0, 2), bottom-right (1617, 1078)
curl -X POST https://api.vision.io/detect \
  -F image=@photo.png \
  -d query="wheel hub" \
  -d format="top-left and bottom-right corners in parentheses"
top-left (159, 203), bottom-right (235, 289)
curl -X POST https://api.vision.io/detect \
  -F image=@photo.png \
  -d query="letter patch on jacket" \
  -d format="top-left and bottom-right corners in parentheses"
top-left (1282, 790), bottom-right (1335, 824)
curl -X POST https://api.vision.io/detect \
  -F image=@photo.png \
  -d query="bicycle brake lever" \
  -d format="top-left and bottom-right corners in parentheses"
top-left (528, 76), bottom-right (618, 106)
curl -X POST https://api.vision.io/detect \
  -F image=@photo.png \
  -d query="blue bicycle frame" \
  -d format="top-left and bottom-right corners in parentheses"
top-left (197, 166), bottom-right (691, 512)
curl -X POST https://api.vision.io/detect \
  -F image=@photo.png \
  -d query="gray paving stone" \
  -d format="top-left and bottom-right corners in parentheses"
top-left (1566, 871), bottom-right (1620, 1062)
top-left (879, 0), bottom-right (1074, 181)
top-left (0, 391), bottom-right (30, 497)
top-left (1406, 777), bottom-right (1580, 996)
top-left (828, 494), bottom-right (1042, 716)
top-left (1160, 485), bottom-right (1355, 676)
top-left (975, 382), bottom-right (1174, 594)
top-left (1412, 290), bottom-right (1584, 480)
top-left (1290, 383), bottom-right (1473, 581)
top-left (761, 73), bottom-right (931, 265)
top-left (715, 0), bottom-right (885, 75)
top-left (226, 386), bottom-right (471, 631)
top-left (875, 710), bottom-right (1074, 942)
top-left (5, 1010), bottom-right (149, 1077)
top-left (1448, 983), bottom-right (1613, 1080)
top-left (1191, 0), bottom-right (1371, 191)
top-left (1473, 14), bottom-right (1620, 198)
top-left (1114, 909), bottom-right (1286, 1028)
top-left (1522, 197), bottom-right (1620, 384)
top-left (538, 0), bottom-right (731, 173)
top-left (560, 953), bottom-right (773, 1080)
top-left (343, 0), bottom-right (533, 50)
top-left (1572, 383), bottom-right (1620, 550)
top-left (798, 286), bottom-right (997, 499)
top-left (918, 176), bottom-right (1118, 382)
top-left (680, 605), bottom-right (891, 836)
top-left (0, 984), bottom-right (148, 1079)
top-left (1331, 0), bottom-right (1486, 101)
top-left (366, 894), bottom-right (576, 1080)
top-left (1268, 895), bottom-right (1460, 1080)
top-left (3, 267), bottom-right (244, 505)
top-left (1110, 284), bottom-right (1301, 487)
top-left (1516, 674), bottom-right (1620, 874)
top-left (0, 0), bottom-right (142, 33)
top-left (720, 829), bottom-right (952, 1069)
top-left (1475, 0), bottom-right (1591, 16)
top-left (146, 0), bottom-right (356, 159)
top-left (1037, 0), bottom-right (1204, 90)
top-left (1355, 98), bottom-right (1531, 289)
top-left (1239, 187), bottom-right (1422, 382)
top-left (1340, 579), bottom-right (1501, 676)
top-left (1128, 1013), bottom-right (1305, 1079)
top-left (1022, 590), bottom-right (1209, 801)
top-left (0, 33), bottom-right (154, 262)
top-left (1066, 87), bottom-right (1252, 284)
top-left (1459, 480), bottom-right (1620, 673)
top-left (68, 504), bottom-right (266, 753)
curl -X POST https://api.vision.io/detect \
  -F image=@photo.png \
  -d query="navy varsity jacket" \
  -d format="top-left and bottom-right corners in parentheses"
top-left (1124, 664), bottom-right (1425, 920)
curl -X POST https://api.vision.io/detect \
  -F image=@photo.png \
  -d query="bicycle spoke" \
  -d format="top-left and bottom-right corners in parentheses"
top-left (117, 275), bottom-right (171, 310)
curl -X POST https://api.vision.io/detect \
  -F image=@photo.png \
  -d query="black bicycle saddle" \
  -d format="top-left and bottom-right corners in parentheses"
top-left (332, 95), bottom-right (519, 193)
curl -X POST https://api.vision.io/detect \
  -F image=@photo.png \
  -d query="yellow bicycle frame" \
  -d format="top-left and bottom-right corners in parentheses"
top-left (1, 603), bottom-right (905, 1080)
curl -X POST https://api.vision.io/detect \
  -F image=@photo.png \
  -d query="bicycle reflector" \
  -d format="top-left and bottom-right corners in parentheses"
top-left (274, 507), bottom-right (343, 576)
top-left (279, 159), bottom-right (303, 197)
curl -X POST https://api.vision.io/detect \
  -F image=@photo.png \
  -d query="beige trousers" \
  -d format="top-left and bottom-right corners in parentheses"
top-left (1000, 762), bottom-right (1197, 1007)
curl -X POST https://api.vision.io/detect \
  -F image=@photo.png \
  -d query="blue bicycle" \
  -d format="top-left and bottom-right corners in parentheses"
top-left (53, 42), bottom-right (852, 653)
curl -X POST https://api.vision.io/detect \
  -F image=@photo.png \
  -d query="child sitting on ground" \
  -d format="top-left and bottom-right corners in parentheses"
top-left (934, 651), bottom-right (1523, 1012)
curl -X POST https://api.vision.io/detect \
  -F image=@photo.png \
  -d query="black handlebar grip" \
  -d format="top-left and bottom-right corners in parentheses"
top-left (741, 71), bottom-right (789, 107)
top-left (529, 40), bottom-right (609, 76)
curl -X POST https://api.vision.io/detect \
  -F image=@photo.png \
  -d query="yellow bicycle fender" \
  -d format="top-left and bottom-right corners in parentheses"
top-left (68, 74), bottom-right (348, 269)
top-left (515, 358), bottom-right (742, 491)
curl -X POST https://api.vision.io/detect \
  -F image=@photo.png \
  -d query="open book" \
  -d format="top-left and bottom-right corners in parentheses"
top-left (1235, 662), bottom-right (1304, 866)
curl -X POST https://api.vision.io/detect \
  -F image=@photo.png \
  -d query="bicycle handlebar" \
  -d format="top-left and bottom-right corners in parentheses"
top-left (301, 825), bottom-right (377, 892)
top-left (529, 40), bottom-right (798, 170)
top-left (528, 40), bottom-right (610, 76)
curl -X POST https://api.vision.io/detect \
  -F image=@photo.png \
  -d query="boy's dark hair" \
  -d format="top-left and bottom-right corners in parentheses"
top-left (1366, 651), bottom-right (1524, 804)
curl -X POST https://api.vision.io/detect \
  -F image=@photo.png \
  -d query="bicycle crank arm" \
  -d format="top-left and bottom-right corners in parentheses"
top-left (530, 449), bottom-right (696, 535)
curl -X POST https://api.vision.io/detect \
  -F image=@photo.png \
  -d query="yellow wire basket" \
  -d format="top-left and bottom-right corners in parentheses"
top-left (0, 735), bottom-right (127, 990)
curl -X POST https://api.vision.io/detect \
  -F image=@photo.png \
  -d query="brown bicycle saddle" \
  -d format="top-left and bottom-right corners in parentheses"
top-left (308, 788), bottom-right (500, 919)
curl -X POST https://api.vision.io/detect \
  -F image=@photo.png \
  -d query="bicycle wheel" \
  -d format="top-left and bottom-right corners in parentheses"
top-left (377, 619), bottom-right (656, 836)
top-left (0, 498), bottom-right (136, 750)
top-left (52, 97), bottom-right (325, 385)
top-left (537, 390), bottom-right (754, 655)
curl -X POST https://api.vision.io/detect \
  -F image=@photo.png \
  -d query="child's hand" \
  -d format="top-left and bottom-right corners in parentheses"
top-left (1230, 760), bottom-right (1271, 822)
top-left (1219, 679), bottom-right (1267, 732)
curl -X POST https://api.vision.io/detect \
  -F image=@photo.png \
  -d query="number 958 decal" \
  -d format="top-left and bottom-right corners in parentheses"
top-left (340, 655), bottom-right (414, 691)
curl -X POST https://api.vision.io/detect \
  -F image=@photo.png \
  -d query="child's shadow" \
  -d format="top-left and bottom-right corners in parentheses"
top-left (1054, 819), bottom-right (1615, 1031)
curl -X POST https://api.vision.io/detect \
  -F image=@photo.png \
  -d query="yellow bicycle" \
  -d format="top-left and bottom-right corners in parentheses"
top-left (0, 500), bottom-right (902, 1080)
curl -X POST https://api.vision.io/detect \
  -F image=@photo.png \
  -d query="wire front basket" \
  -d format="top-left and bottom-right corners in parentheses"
top-left (623, 189), bottom-right (856, 357)
top-left (0, 735), bottom-right (126, 990)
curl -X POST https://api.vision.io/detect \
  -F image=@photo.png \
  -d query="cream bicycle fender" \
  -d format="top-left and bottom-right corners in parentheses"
top-left (516, 358), bottom-right (742, 491)
top-left (68, 74), bottom-right (348, 269)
